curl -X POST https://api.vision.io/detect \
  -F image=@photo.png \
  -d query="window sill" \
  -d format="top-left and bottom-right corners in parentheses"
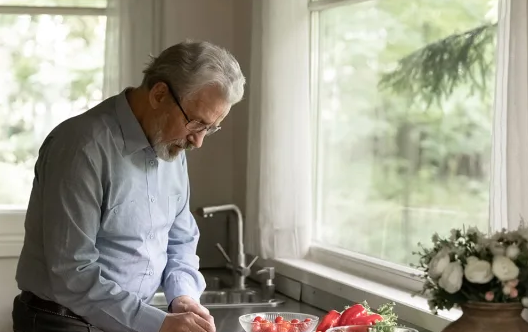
top-left (261, 257), bottom-right (461, 332)
top-left (0, 209), bottom-right (25, 258)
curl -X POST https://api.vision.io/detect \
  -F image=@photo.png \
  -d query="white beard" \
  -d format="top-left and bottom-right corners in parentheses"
top-left (151, 116), bottom-right (194, 161)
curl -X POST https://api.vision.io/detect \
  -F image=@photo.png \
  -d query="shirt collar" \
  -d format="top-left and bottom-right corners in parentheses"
top-left (115, 88), bottom-right (151, 155)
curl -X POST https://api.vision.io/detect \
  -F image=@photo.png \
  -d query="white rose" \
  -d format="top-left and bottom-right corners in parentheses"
top-left (439, 261), bottom-right (464, 294)
top-left (464, 258), bottom-right (493, 284)
top-left (428, 250), bottom-right (450, 279)
top-left (492, 256), bottom-right (519, 281)
top-left (506, 244), bottom-right (520, 259)
top-left (466, 256), bottom-right (479, 264)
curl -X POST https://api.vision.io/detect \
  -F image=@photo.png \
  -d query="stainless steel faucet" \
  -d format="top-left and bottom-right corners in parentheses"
top-left (196, 204), bottom-right (258, 290)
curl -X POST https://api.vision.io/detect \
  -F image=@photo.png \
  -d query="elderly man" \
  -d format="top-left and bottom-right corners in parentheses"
top-left (12, 40), bottom-right (245, 332)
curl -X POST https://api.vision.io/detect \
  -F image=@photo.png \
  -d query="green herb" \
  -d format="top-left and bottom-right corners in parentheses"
top-left (361, 301), bottom-right (399, 332)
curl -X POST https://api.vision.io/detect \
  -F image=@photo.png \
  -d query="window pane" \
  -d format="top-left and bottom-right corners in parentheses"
top-left (0, 0), bottom-right (106, 7)
top-left (0, 14), bottom-right (106, 207)
top-left (314, 0), bottom-right (497, 266)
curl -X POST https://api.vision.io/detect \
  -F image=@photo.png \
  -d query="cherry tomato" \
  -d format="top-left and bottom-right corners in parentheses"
top-left (259, 320), bottom-right (277, 332)
top-left (266, 323), bottom-right (278, 332)
top-left (275, 316), bottom-right (284, 324)
top-left (299, 318), bottom-right (312, 332)
top-left (291, 319), bottom-right (300, 324)
top-left (252, 322), bottom-right (262, 332)
top-left (278, 321), bottom-right (292, 332)
top-left (254, 316), bottom-right (264, 323)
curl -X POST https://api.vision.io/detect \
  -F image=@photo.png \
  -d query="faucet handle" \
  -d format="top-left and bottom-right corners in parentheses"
top-left (247, 255), bottom-right (259, 269)
top-left (215, 243), bottom-right (232, 264)
top-left (257, 267), bottom-right (275, 279)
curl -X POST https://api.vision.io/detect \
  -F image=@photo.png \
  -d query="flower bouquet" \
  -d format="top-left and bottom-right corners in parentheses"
top-left (413, 226), bottom-right (528, 332)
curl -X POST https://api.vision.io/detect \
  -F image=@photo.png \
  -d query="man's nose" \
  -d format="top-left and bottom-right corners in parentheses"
top-left (188, 131), bottom-right (206, 149)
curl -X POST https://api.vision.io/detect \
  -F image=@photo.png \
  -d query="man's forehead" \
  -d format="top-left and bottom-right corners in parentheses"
top-left (194, 101), bottom-right (229, 125)
top-left (187, 85), bottom-right (229, 123)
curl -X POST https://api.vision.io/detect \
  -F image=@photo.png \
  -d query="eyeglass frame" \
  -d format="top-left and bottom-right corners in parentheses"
top-left (161, 80), bottom-right (221, 136)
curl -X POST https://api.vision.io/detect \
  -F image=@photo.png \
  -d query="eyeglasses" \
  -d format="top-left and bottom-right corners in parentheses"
top-left (162, 81), bottom-right (221, 136)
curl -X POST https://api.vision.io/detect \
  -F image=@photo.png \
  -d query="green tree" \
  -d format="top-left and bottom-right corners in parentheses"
top-left (0, 11), bottom-right (106, 205)
top-left (316, 0), bottom-right (497, 265)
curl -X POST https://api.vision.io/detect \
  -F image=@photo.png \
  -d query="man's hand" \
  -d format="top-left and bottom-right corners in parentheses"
top-left (160, 312), bottom-right (214, 332)
top-left (170, 295), bottom-right (215, 330)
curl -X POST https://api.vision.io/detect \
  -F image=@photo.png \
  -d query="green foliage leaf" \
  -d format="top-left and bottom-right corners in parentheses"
top-left (379, 23), bottom-right (497, 107)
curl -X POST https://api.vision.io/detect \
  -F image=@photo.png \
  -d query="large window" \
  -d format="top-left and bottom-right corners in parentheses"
top-left (312, 0), bottom-right (498, 267)
top-left (0, 0), bottom-right (107, 207)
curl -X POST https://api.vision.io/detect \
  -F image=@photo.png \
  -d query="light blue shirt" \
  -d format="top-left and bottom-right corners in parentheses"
top-left (16, 90), bottom-right (206, 332)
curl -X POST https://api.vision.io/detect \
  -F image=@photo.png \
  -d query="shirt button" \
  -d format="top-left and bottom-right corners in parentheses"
top-left (148, 233), bottom-right (154, 239)
top-left (150, 196), bottom-right (156, 203)
top-left (149, 160), bottom-right (156, 166)
top-left (147, 270), bottom-right (153, 276)
top-left (177, 196), bottom-right (181, 202)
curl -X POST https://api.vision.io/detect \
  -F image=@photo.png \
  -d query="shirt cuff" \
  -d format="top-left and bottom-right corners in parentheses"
top-left (134, 302), bottom-right (167, 332)
top-left (164, 274), bottom-right (202, 308)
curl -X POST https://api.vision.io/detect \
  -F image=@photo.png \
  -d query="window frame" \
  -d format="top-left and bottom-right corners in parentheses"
top-left (0, 0), bottom-right (165, 258)
top-left (0, 2), bottom-right (108, 257)
top-left (308, 0), bottom-right (510, 293)
top-left (0, 4), bottom-right (105, 15)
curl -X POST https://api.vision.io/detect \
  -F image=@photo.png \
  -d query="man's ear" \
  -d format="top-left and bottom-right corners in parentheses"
top-left (149, 82), bottom-right (168, 110)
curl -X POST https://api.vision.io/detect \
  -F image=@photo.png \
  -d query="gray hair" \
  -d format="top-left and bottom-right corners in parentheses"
top-left (142, 40), bottom-right (245, 105)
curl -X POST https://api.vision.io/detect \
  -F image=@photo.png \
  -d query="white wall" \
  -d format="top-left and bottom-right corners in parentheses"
top-left (0, 1), bottom-right (253, 330)
top-left (232, 0), bottom-right (252, 213)
top-left (162, 0), bottom-right (252, 268)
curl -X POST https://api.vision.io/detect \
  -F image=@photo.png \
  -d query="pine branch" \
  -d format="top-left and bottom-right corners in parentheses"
top-left (378, 23), bottom-right (497, 106)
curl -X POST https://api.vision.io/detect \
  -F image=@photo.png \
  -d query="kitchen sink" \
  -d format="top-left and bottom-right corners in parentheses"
top-left (149, 289), bottom-right (284, 310)
top-left (149, 271), bottom-right (284, 309)
top-left (200, 288), bottom-right (284, 307)
top-left (149, 276), bottom-right (284, 310)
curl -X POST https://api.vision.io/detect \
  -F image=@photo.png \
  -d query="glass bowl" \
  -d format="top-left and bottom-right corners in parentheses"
top-left (239, 312), bottom-right (320, 332)
top-left (326, 326), bottom-right (419, 332)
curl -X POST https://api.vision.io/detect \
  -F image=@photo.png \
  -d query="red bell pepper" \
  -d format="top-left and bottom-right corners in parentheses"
top-left (337, 304), bottom-right (368, 326)
top-left (316, 310), bottom-right (341, 332)
top-left (348, 313), bottom-right (384, 326)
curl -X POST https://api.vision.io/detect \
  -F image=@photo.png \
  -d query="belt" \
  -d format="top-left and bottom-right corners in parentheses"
top-left (20, 291), bottom-right (87, 323)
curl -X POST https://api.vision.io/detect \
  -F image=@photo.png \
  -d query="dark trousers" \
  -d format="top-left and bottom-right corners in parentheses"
top-left (12, 294), bottom-right (103, 332)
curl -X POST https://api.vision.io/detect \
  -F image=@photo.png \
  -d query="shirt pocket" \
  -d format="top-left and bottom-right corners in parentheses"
top-left (100, 199), bottom-right (150, 238)
top-left (167, 193), bottom-right (183, 226)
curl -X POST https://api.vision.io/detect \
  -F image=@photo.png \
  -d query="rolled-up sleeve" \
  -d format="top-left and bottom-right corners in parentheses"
top-left (162, 153), bottom-right (206, 307)
top-left (39, 136), bottom-right (166, 332)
